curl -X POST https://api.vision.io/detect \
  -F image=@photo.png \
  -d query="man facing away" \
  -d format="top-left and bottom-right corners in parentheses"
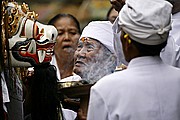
top-left (87, 0), bottom-right (180, 120)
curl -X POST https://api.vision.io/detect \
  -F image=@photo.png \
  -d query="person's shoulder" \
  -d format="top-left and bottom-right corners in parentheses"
top-left (168, 65), bottom-right (180, 73)
top-left (92, 70), bottom-right (128, 90)
top-left (162, 63), bottom-right (180, 78)
top-left (99, 70), bottom-right (124, 82)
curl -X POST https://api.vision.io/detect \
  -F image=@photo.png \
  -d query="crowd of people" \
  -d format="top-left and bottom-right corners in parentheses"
top-left (1, 0), bottom-right (180, 120)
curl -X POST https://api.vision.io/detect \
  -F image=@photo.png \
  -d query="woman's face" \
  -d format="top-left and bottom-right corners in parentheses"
top-left (73, 37), bottom-right (104, 78)
top-left (54, 17), bottom-right (80, 59)
top-left (108, 8), bottom-right (118, 23)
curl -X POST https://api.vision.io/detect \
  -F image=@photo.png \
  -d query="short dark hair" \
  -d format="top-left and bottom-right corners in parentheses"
top-left (48, 13), bottom-right (81, 34)
top-left (132, 40), bottom-right (167, 56)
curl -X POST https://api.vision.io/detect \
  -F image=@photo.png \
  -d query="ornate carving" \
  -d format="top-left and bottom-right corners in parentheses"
top-left (5, 2), bottom-right (38, 38)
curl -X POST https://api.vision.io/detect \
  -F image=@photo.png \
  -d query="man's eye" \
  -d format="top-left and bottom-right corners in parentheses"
top-left (87, 45), bottom-right (94, 49)
top-left (77, 44), bottom-right (82, 50)
top-left (87, 46), bottom-right (93, 49)
top-left (78, 43), bottom-right (82, 48)
top-left (77, 46), bottom-right (82, 49)
top-left (87, 45), bottom-right (94, 52)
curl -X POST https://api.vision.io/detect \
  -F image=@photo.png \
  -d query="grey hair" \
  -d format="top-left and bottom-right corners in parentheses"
top-left (84, 44), bottom-right (117, 84)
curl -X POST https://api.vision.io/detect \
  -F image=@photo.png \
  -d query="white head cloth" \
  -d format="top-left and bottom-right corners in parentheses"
top-left (80, 21), bottom-right (115, 54)
top-left (114, 0), bottom-right (172, 45)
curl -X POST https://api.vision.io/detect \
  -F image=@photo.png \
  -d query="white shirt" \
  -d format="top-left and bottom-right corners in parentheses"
top-left (87, 56), bottom-right (180, 120)
top-left (60, 73), bottom-right (81, 82)
top-left (62, 108), bottom-right (77, 120)
top-left (50, 55), bottom-right (61, 81)
top-left (1, 72), bottom-right (10, 112)
top-left (50, 55), bottom-right (81, 82)
top-left (160, 12), bottom-right (180, 67)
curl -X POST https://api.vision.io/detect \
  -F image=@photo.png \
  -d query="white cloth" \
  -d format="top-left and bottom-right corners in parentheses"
top-left (62, 108), bottom-right (77, 120)
top-left (87, 56), bottom-right (180, 120)
top-left (50, 55), bottom-right (81, 82)
top-left (1, 72), bottom-right (10, 112)
top-left (1, 72), bottom-right (10, 103)
top-left (80, 21), bottom-right (115, 54)
top-left (116, 0), bottom-right (172, 45)
top-left (60, 73), bottom-right (81, 82)
top-left (50, 55), bottom-right (61, 81)
top-left (160, 12), bottom-right (180, 67)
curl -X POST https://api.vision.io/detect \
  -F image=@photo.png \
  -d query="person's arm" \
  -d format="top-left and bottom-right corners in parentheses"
top-left (87, 87), bottom-right (109, 120)
top-left (160, 36), bottom-right (180, 67)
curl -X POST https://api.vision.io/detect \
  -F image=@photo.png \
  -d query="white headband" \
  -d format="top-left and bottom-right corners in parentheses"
top-left (80, 21), bottom-right (115, 54)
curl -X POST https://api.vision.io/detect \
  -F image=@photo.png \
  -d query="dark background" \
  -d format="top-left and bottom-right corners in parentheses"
top-left (17, 0), bottom-right (112, 30)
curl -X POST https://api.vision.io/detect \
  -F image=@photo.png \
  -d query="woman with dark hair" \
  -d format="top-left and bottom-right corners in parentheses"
top-left (48, 14), bottom-right (81, 34)
top-left (49, 13), bottom-right (81, 120)
top-left (49, 14), bottom-right (81, 81)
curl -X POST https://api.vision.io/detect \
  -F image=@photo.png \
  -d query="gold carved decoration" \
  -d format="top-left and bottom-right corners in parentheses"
top-left (3, 1), bottom-right (39, 38)
top-left (1, 0), bottom-right (38, 76)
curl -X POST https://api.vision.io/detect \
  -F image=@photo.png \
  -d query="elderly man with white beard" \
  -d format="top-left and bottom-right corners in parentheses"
top-left (73, 21), bottom-right (117, 84)
top-left (73, 21), bottom-right (118, 119)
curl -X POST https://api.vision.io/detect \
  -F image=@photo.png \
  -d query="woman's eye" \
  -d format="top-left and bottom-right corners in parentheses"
top-left (70, 32), bottom-right (77, 35)
top-left (58, 32), bottom-right (63, 36)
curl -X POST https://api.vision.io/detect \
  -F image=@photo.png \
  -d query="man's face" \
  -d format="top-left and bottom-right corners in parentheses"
top-left (110, 0), bottom-right (125, 12)
top-left (73, 37), bottom-right (104, 78)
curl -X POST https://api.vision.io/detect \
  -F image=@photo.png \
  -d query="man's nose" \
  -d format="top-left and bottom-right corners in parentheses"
top-left (77, 47), bottom-right (86, 58)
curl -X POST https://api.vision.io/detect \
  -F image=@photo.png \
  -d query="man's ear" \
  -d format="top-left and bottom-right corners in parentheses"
top-left (123, 34), bottom-right (132, 51)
